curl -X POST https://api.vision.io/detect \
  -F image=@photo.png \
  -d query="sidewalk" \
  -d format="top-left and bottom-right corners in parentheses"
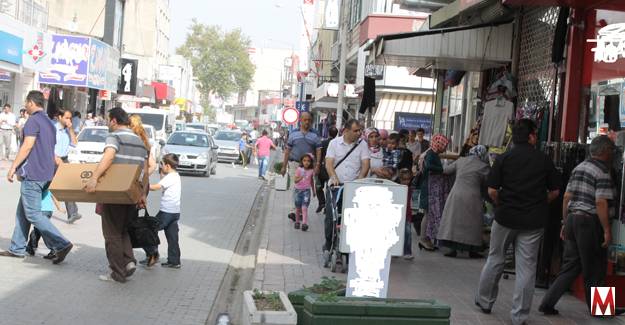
top-left (254, 183), bottom-right (625, 325)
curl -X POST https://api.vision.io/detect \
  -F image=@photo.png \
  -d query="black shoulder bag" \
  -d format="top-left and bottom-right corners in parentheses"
top-left (334, 139), bottom-right (362, 170)
top-left (128, 209), bottom-right (161, 248)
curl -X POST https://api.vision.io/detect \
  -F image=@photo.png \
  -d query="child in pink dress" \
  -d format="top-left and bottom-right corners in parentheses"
top-left (294, 153), bottom-right (316, 231)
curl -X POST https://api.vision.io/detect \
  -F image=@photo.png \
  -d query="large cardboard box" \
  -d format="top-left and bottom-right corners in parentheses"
top-left (50, 164), bottom-right (144, 204)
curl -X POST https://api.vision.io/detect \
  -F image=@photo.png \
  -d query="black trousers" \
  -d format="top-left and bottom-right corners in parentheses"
top-left (540, 213), bottom-right (608, 311)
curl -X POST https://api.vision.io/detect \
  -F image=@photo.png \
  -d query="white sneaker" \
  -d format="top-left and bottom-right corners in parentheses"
top-left (98, 274), bottom-right (113, 282)
top-left (125, 261), bottom-right (137, 277)
top-left (232, 163), bottom-right (236, 168)
top-left (244, 167), bottom-right (248, 170)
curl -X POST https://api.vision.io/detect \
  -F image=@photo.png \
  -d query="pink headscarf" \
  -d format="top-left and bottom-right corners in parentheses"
top-left (365, 127), bottom-right (380, 153)
top-left (430, 134), bottom-right (449, 153)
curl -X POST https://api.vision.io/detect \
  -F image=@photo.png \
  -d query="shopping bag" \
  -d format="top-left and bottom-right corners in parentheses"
top-left (275, 173), bottom-right (289, 191)
top-left (128, 209), bottom-right (161, 248)
top-left (10, 134), bottom-right (16, 154)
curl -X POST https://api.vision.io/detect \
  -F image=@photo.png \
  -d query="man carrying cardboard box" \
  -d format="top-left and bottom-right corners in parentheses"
top-left (84, 107), bottom-right (148, 283)
top-left (0, 91), bottom-right (73, 264)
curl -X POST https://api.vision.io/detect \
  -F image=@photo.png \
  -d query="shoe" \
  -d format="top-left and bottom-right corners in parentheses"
top-left (403, 255), bottom-right (414, 260)
top-left (147, 255), bottom-right (159, 267)
top-left (322, 250), bottom-right (330, 268)
top-left (418, 242), bottom-right (435, 252)
top-left (316, 205), bottom-right (324, 213)
top-left (288, 213), bottom-right (296, 221)
top-left (68, 214), bottom-right (82, 224)
top-left (444, 250), bottom-right (458, 258)
top-left (125, 262), bottom-right (137, 277)
top-left (294, 222), bottom-right (300, 230)
top-left (43, 251), bottom-right (56, 260)
top-left (301, 224), bottom-right (309, 232)
top-left (0, 251), bottom-right (24, 258)
top-left (25, 245), bottom-right (35, 256)
top-left (161, 262), bottom-right (181, 269)
top-left (52, 243), bottom-right (73, 264)
top-left (538, 305), bottom-right (559, 315)
top-left (475, 301), bottom-right (491, 314)
top-left (99, 272), bottom-right (126, 283)
top-left (469, 252), bottom-right (484, 259)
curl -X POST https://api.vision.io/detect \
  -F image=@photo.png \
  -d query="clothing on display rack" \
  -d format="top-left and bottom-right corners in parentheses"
top-left (485, 72), bottom-right (517, 101)
top-left (479, 99), bottom-right (514, 148)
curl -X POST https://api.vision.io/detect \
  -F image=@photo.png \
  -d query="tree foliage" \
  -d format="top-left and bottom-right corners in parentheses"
top-left (177, 19), bottom-right (255, 102)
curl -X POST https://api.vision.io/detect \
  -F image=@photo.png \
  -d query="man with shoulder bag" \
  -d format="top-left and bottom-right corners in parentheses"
top-left (323, 119), bottom-right (370, 258)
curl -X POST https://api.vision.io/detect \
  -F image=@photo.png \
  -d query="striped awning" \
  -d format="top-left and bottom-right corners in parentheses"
top-left (373, 94), bottom-right (434, 130)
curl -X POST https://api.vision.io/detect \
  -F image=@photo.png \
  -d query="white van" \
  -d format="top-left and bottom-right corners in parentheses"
top-left (124, 107), bottom-right (175, 144)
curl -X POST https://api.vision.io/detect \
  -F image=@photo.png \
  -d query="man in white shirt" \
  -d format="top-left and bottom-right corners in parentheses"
top-left (326, 119), bottom-right (370, 185)
top-left (0, 104), bottom-right (16, 160)
top-left (323, 119), bottom-right (370, 254)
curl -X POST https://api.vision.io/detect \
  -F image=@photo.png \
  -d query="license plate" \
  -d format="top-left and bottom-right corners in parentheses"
top-left (179, 161), bottom-right (192, 167)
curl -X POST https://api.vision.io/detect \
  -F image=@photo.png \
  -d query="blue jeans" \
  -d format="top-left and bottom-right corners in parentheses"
top-left (258, 156), bottom-right (269, 177)
top-left (9, 181), bottom-right (71, 256)
top-left (403, 220), bottom-right (413, 256)
top-left (144, 211), bottom-right (181, 265)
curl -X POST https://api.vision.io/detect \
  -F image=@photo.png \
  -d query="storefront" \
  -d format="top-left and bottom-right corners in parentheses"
top-left (37, 34), bottom-right (120, 117)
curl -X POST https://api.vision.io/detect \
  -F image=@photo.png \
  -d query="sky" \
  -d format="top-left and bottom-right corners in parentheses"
top-left (169, 0), bottom-right (303, 54)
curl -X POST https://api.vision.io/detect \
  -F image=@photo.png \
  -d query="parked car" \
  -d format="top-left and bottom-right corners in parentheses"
top-left (68, 126), bottom-right (109, 163)
top-left (214, 130), bottom-right (242, 163)
top-left (185, 123), bottom-right (207, 133)
top-left (162, 130), bottom-right (218, 177)
top-left (144, 125), bottom-right (162, 162)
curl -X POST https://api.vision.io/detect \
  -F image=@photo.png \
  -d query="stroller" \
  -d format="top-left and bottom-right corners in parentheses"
top-left (323, 184), bottom-right (348, 273)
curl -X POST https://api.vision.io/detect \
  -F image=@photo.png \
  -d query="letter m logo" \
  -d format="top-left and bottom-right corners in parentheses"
top-left (591, 286), bottom-right (615, 316)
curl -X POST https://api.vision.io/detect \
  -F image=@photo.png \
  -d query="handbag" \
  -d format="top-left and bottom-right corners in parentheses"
top-left (128, 209), bottom-right (161, 248)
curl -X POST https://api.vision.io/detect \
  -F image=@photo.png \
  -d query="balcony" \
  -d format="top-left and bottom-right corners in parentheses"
top-left (0, 0), bottom-right (48, 30)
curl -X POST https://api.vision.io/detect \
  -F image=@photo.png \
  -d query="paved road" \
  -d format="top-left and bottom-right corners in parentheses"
top-left (0, 163), bottom-right (263, 325)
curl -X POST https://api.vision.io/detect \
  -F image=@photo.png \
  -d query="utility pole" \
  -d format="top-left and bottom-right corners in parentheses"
top-left (336, 0), bottom-right (348, 129)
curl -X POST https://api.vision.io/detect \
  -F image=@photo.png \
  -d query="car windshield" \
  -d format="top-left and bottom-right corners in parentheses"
top-left (78, 128), bottom-right (108, 142)
top-left (215, 132), bottom-right (241, 141)
top-left (131, 113), bottom-right (164, 131)
top-left (167, 133), bottom-right (209, 147)
top-left (186, 124), bottom-right (204, 131)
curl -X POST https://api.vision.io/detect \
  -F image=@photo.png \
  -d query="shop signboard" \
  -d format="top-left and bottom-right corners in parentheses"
top-left (39, 34), bottom-right (90, 87)
top-left (87, 38), bottom-right (107, 90)
top-left (0, 30), bottom-right (23, 65)
top-left (296, 101), bottom-right (310, 113)
top-left (394, 112), bottom-right (432, 135)
top-left (0, 70), bottom-right (11, 81)
top-left (22, 30), bottom-right (53, 72)
top-left (588, 23), bottom-right (625, 64)
top-left (118, 58), bottom-right (138, 95)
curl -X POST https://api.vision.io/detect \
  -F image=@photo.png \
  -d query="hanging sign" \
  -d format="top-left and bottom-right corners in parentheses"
top-left (118, 58), bottom-right (138, 95)
top-left (38, 34), bottom-right (90, 86)
top-left (87, 38), bottom-right (107, 90)
top-left (282, 107), bottom-right (299, 125)
top-left (588, 23), bottom-right (625, 63)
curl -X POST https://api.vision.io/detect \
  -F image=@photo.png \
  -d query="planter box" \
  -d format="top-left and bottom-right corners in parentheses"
top-left (243, 291), bottom-right (297, 325)
top-left (302, 295), bottom-right (450, 325)
top-left (275, 174), bottom-right (289, 191)
top-left (288, 288), bottom-right (346, 325)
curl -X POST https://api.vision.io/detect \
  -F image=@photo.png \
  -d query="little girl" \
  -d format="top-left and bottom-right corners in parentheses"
top-left (294, 153), bottom-right (316, 231)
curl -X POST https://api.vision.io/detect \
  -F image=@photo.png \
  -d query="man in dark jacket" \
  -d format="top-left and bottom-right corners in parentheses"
top-left (475, 119), bottom-right (561, 325)
top-left (315, 126), bottom-right (338, 213)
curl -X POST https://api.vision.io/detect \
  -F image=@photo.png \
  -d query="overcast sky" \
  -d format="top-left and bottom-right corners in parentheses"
top-left (170, 0), bottom-right (302, 54)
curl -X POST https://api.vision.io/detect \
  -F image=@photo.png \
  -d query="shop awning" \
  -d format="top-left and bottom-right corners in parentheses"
top-left (502, 0), bottom-right (625, 10)
top-left (115, 84), bottom-right (156, 104)
top-left (151, 82), bottom-right (175, 102)
top-left (372, 20), bottom-right (514, 71)
top-left (373, 94), bottom-right (434, 130)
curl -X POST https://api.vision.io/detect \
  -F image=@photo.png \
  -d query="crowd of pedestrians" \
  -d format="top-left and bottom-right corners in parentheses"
top-left (0, 91), bottom-right (182, 284)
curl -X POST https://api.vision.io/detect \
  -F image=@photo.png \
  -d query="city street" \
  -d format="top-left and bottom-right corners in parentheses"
top-left (0, 162), bottom-right (262, 325)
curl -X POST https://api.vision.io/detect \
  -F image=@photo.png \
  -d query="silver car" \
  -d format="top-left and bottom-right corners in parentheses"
top-left (214, 130), bottom-right (242, 163)
top-left (162, 130), bottom-right (218, 177)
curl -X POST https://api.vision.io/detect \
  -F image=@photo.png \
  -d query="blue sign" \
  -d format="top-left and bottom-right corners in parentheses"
top-left (394, 112), bottom-right (432, 136)
top-left (0, 31), bottom-right (23, 65)
top-left (296, 101), bottom-right (310, 113)
top-left (39, 34), bottom-right (90, 87)
top-left (87, 38), bottom-right (107, 90)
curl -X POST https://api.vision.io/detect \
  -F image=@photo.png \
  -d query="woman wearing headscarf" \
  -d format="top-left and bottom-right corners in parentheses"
top-left (378, 129), bottom-right (389, 148)
top-left (417, 134), bottom-right (449, 251)
top-left (437, 145), bottom-right (490, 258)
top-left (366, 127), bottom-right (391, 179)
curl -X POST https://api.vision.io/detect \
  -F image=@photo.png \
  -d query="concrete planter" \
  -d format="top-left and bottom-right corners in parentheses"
top-left (242, 290), bottom-right (297, 325)
top-left (302, 295), bottom-right (451, 325)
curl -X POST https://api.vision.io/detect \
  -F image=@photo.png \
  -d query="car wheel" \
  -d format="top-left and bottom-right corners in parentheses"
top-left (210, 165), bottom-right (217, 175)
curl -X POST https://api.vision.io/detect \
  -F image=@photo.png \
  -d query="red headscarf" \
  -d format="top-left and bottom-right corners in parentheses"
top-left (430, 134), bottom-right (449, 153)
